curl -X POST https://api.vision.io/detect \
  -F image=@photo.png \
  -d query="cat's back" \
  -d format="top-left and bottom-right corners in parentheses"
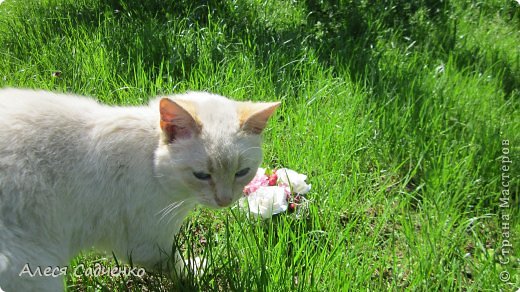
top-left (0, 88), bottom-right (105, 143)
top-left (0, 88), bottom-right (99, 119)
top-left (0, 89), bottom-right (103, 179)
top-left (0, 90), bottom-right (92, 219)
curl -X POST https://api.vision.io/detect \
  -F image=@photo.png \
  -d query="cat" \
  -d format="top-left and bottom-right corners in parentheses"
top-left (0, 88), bottom-right (279, 291)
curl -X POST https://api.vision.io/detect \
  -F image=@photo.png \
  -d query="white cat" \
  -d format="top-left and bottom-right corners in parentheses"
top-left (0, 88), bottom-right (279, 291)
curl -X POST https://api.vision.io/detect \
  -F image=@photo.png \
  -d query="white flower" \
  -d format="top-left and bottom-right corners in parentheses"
top-left (241, 186), bottom-right (288, 219)
top-left (256, 167), bottom-right (266, 176)
top-left (275, 168), bottom-right (311, 194)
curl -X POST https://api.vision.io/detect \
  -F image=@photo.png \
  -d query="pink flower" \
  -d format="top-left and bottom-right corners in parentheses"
top-left (243, 168), bottom-right (268, 195)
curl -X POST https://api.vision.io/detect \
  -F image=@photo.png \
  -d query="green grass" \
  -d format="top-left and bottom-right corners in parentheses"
top-left (1, 0), bottom-right (519, 290)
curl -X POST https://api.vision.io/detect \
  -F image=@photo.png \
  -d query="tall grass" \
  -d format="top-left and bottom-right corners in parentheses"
top-left (0, 0), bottom-right (518, 290)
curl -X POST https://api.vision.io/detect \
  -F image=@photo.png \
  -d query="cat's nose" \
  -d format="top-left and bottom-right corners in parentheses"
top-left (215, 194), bottom-right (233, 207)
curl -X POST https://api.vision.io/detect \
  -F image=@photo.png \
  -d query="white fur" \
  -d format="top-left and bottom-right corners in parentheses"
top-left (0, 89), bottom-right (265, 291)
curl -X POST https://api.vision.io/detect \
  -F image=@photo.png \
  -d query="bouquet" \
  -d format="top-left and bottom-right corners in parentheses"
top-left (239, 167), bottom-right (311, 219)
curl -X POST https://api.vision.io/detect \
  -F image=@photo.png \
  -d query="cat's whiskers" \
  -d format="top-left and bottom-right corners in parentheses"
top-left (239, 146), bottom-right (261, 156)
top-left (156, 198), bottom-right (197, 225)
top-left (165, 199), bottom-right (195, 225)
top-left (157, 200), bottom-right (185, 223)
top-left (242, 157), bottom-right (261, 163)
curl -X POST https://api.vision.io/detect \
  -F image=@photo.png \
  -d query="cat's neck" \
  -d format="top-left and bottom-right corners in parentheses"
top-left (64, 105), bottom-right (192, 254)
top-left (88, 106), bottom-right (160, 184)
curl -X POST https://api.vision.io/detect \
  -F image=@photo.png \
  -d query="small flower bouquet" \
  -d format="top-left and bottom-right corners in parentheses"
top-left (239, 167), bottom-right (311, 219)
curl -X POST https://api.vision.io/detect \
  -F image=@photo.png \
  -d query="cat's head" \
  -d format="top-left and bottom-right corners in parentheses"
top-left (154, 92), bottom-right (279, 208)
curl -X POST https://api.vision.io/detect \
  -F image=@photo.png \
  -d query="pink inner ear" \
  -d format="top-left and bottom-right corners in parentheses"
top-left (163, 123), bottom-right (192, 143)
top-left (160, 98), bottom-right (199, 143)
top-left (240, 102), bottom-right (280, 135)
top-left (242, 119), bottom-right (265, 135)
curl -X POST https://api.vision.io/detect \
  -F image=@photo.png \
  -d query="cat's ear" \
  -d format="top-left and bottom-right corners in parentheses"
top-left (239, 101), bottom-right (281, 134)
top-left (159, 98), bottom-right (201, 143)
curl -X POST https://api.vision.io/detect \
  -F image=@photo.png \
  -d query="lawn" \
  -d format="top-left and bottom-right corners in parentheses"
top-left (0, 0), bottom-right (519, 290)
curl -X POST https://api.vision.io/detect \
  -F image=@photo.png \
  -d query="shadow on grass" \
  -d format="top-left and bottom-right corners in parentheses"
top-left (4, 0), bottom-right (517, 99)
top-left (1, 0), bottom-right (517, 205)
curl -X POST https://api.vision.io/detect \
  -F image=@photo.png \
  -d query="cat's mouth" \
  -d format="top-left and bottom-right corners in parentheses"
top-left (199, 194), bottom-right (240, 209)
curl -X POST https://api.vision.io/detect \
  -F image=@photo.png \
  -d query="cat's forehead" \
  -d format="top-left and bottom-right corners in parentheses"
top-left (175, 92), bottom-right (241, 132)
top-left (202, 131), bottom-right (262, 171)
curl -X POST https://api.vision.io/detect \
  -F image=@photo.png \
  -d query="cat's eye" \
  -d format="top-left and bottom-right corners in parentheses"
top-left (193, 171), bottom-right (211, 180)
top-left (235, 168), bottom-right (250, 178)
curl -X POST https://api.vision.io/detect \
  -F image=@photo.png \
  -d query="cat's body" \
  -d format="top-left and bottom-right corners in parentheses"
top-left (0, 88), bottom-right (279, 291)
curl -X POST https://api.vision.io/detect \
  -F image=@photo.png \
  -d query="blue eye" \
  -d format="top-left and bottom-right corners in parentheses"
top-left (193, 172), bottom-right (211, 180)
top-left (235, 168), bottom-right (250, 178)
